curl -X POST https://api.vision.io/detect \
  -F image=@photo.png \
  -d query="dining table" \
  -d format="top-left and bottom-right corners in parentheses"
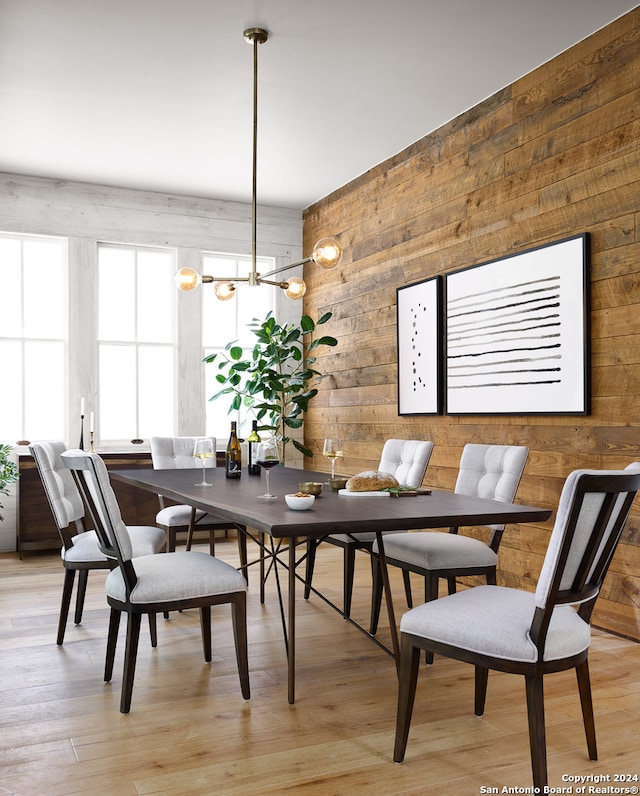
top-left (110, 464), bottom-right (552, 703)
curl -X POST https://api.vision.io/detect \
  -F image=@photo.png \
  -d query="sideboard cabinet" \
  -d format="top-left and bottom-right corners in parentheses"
top-left (17, 451), bottom-right (160, 556)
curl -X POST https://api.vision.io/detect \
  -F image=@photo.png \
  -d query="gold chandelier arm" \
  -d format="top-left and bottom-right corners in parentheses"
top-left (260, 257), bottom-right (313, 278)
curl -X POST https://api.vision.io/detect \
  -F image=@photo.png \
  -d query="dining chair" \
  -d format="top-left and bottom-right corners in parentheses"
top-left (304, 439), bottom-right (434, 618)
top-left (393, 463), bottom-right (640, 789)
top-left (61, 449), bottom-right (251, 713)
top-left (29, 441), bottom-right (167, 645)
top-left (370, 443), bottom-right (529, 640)
top-left (150, 436), bottom-right (248, 579)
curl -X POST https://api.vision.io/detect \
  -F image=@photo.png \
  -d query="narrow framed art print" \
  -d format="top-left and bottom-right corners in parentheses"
top-left (397, 275), bottom-right (442, 415)
top-left (445, 234), bottom-right (590, 415)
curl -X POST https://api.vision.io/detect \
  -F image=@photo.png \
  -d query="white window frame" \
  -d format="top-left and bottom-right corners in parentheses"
top-left (96, 241), bottom-right (177, 447)
top-left (0, 231), bottom-right (68, 444)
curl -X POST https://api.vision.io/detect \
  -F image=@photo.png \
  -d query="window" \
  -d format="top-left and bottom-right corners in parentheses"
top-left (0, 233), bottom-right (67, 441)
top-left (202, 252), bottom-right (275, 441)
top-left (97, 243), bottom-right (176, 442)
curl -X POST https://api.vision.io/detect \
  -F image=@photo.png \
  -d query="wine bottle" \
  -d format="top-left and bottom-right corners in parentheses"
top-left (247, 420), bottom-right (261, 475)
top-left (225, 421), bottom-right (242, 479)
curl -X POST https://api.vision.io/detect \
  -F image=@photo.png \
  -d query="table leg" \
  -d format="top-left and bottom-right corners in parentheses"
top-left (288, 539), bottom-right (296, 704)
top-left (375, 530), bottom-right (400, 671)
top-left (259, 531), bottom-right (266, 604)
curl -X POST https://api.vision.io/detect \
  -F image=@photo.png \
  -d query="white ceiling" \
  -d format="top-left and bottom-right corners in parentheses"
top-left (0, 0), bottom-right (637, 210)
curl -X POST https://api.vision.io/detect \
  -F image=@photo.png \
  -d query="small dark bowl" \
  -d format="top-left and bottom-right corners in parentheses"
top-left (299, 481), bottom-right (323, 496)
top-left (329, 477), bottom-right (348, 491)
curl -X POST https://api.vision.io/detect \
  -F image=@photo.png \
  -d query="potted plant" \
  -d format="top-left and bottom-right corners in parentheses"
top-left (204, 311), bottom-right (337, 463)
top-left (0, 443), bottom-right (19, 521)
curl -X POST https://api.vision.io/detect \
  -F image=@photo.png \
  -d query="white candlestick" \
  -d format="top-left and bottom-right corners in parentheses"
top-left (89, 412), bottom-right (94, 433)
top-left (80, 396), bottom-right (85, 416)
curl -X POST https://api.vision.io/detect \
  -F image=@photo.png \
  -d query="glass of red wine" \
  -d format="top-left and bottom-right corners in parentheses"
top-left (256, 437), bottom-right (280, 499)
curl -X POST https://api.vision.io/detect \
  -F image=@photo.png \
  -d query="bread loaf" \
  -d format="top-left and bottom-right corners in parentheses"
top-left (345, 470), bottom-right (399, 492)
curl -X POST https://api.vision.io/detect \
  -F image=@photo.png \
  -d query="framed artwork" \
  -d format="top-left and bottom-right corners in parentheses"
top-left (397, 275), bottom-right (442, 415)
top-left (445, 233), bottom-right (590, 415)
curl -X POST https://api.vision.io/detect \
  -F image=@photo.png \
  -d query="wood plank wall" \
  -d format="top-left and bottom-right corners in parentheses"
top-left (301, 9), bottom-right (640, 640)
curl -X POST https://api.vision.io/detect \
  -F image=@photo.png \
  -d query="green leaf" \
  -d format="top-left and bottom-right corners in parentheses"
top-left (300, 315), bottom-right (315, 332)
top-left (283, 417), bottom-right (303, 429)
top-left (315, 335), bottom-right (338, 347)
top-left (230, 346), bottom-right (244, 361)
top-left (292, 439), bottom-right (314, 457)
top-left (317, 311), bottom-right (332, 325)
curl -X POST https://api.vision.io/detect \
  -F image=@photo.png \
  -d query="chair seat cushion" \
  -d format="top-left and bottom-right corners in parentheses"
top-left (128, 526), bottom-right (167, 556)
top-left (105, 551), bottom-right (247, 604)
top-left (400, 585), bottom-right (591, 663)
top-left (156, 504), bottom-right (231, 529)
top-left (376, 531), bottom-right (498, 570)
top-left (64, 526), bottom-right (166, 563)
top-left (63, 530), bottom-right (105, 563)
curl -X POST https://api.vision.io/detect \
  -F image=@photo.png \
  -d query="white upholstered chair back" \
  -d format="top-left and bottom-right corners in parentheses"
top-left (150, 436), bottom-right (216, 470)
top-left (534, 462), bottom-right (640, 611)
top-left (378, 439), bottom-right (434, 488)
top-left (455, 444), bottom-right (529, 530)
top-left (62, 450), bottom-right (134, 562)
top-left (30, 441), bottom-right (85, 530)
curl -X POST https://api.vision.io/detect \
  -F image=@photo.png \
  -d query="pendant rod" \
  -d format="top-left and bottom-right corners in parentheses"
top-left (245, 27), bottom-right (268, 287)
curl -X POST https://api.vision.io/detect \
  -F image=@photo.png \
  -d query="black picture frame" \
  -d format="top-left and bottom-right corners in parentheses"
top-left (397, 275), bottom-right (442, 415)
top-left (445, 233), bottom-right (590, 416)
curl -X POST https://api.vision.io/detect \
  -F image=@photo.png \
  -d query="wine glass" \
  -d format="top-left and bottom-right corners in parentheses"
top-left (193, 437), bottom-right (214, 486)
top-left (322, 438), bottom-right (343, 479)
top-left (256, 437), bottom-right (280, 499)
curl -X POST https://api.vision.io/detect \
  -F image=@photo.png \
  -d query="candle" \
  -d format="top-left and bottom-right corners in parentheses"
top-left (89, 412), bottom-right (94, 433)
top-left (80, 396), bottom-right (85, 416)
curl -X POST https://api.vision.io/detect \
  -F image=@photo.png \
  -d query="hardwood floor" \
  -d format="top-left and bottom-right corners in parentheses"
top-left (2, 538), bottom-right (640, 795)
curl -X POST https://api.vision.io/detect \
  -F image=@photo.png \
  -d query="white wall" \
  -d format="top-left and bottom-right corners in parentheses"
top-left (0, 172), bottom-right (303, 551)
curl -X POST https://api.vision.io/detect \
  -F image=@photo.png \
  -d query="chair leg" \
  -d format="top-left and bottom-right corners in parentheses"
top-left (104, 607), bottom-right (121, 682)
top-left (343, 545), bottom-right (356, 617)
top-left (74, 569), bottom-right (89, 625)
top-left (231, 593), bottom-right (251, 699)
top-left (186, 507), bottom-right (197, 551)
top-left (474, 665), bottom-right (489, 715)
top-left (576, 659), bottom-right (598, 761)
top-left (525, 674), bottom-right (548, 790)
top-left (120, 612), bottom-right (142, 714)
top-left (424, 575), bottom-right (439, 665)
top-left (237, 527), bottom-right (248, 584)
top-left (148, 613), bottom-right (158, 648)
top-left (393, 633), bottom-right (422, 763)
top-left (208, 531), bottom-right (216, 557)
top-left (57, 568), bottom-right (76, 645)
top-left (200, 605), bottom-right (212, 661)
top-left (304, 539), bottom-right (317, 600)
top-left (167, 527), bottom-right (176, 553)
top-left (403, 569), bottom-right (413, 608)
top-left (447, 576), bottom-right (457, 595)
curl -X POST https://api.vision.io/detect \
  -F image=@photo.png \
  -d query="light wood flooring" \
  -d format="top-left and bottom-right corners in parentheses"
top-left (2, 537), bottom-right (640, 795)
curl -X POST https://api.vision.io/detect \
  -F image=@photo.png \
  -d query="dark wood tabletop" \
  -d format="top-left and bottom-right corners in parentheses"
top-left (109, 465), bottom-right (552, 538)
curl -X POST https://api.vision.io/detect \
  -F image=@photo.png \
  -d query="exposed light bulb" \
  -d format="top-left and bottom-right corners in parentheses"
top-left (284, 277), bottom-right (307, 300)
top-left (174, 267), bottom-right (201, 292)
top-left (312, 238), bottom-right (343, 269)
top-left (214, 281), bottom-right (236, 301)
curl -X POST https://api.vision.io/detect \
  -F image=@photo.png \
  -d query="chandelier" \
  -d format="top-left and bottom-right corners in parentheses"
top-left (175, 27), bottom-right (343, 301)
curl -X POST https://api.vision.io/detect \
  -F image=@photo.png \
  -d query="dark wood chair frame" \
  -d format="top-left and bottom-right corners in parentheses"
top-left (393, 470), bottom-right (640, 789)
top-left (65, 453), bottom-right (250, 714)
top-left (30, 442), bottom-right (160, 647)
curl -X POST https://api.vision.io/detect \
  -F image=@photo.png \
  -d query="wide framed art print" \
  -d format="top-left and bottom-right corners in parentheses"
top-left (397, 275), bottom-right (442, 415)
top-left (445, 234), bottom-right (590, 415)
